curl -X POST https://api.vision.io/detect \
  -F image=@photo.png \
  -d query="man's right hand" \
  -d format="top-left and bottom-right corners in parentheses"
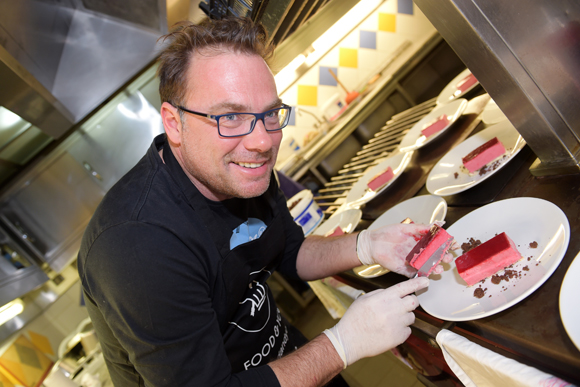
top-left (324, 277), bottom-right (429, 367)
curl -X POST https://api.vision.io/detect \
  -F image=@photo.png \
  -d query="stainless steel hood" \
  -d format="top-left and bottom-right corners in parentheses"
top-left (0, 0), bottom-right (167, 138)
top-left (414, 0), bottom-right (580, 176)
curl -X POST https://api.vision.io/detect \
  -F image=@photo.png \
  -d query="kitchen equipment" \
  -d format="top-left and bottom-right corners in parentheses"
top-left (328, 69), bottom-right (360, 105)
top-left (287, 190), bottom-right (323, 236)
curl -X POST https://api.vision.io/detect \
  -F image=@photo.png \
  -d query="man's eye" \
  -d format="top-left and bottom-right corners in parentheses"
top-left (265, 110), bottom-right (279, 118)
top-left (223, 114), bottom-right (239, 121)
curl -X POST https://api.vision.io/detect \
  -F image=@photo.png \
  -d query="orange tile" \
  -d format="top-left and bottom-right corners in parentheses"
top-left (297, 85), bottom-right (318, 106)
top-left (339, 48), bottom-right (358, 68)
top-left (0, 370), bottom-right (16, 387)
top-left (28, 331), bottom-right (54, 357)
top-left (379, 13), bottom-right (397, 32)
top-left (0, 335), bottom-right (53, 387)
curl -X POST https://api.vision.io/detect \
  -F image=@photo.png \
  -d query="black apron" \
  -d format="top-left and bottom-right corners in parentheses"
top-left (163, 141), bottom-right (304, 373)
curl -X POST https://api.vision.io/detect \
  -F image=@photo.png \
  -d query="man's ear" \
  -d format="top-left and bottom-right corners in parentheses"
top-left (161, 102), bottom-right (182, 146)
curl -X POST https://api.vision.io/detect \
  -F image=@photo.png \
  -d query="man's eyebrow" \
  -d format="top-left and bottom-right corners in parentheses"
top-left (209, 98), bottom-right (284, 114)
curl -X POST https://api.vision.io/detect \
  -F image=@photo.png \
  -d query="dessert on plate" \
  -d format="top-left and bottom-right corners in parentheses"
top-left (455, 232), bottom-right (522, 286)
top-left (462, 137), bottom-right (507, 173)
top-left (456, 73), bottom-right (478, 94)
top-left (406, 224), bottom-right (454, 277)
top-left (421, 114), bottom-right (449, 138)
top-left (367, 166), bottom-right (394, 192)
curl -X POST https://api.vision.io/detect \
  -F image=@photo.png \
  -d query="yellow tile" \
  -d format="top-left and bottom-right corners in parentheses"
top-left (28, 331), bottom-right (54, 356)
top-left (379, 13), bottom-right (397, 32)
top-left (0, 371), bottom-right (15, 387)
top-left (297, 85), bottom-right (318, 106)
top-left (339, 48), bottom-right (358, 68)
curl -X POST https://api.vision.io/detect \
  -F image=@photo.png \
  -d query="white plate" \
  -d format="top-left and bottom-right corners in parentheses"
top-left (345, 151), bottom-right (413, 208)
top-left (313, 208), bottom-right (362, 236)
top-left (559, 250), bottom-right (580, 351)
top-left (426, 120), bottom-right (527, 196)
top-left (436, 69), bottom-right (480, 106)
top-left (481, 98), bottom-right (508, 125)
top-left (397, 99), bottom-right (468, 153)
top-left (417, 197), bottom-right (570, 321)
top-left (354, 195), bottom-right (447, 278)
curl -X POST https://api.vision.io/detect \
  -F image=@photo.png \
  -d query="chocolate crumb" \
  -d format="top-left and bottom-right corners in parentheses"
top-left (454, 172), bottom-right (459, 179)
top-left (474, 287), bottom-right (485, 298)
top-left (522, 266), bottom-right (529, 271)
top-left (461, 238), bottom-right (482, 254)
top-left (529, 241), bottom-right (538, 248)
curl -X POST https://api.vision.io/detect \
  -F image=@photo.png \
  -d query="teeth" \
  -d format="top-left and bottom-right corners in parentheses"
top-left (237, 162), bottom-right (264, 169)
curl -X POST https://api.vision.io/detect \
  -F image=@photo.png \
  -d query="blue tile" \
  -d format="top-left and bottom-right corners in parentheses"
top-left (319, 66), bottom-right (338, 86)
top-left (288, 106), bottom-right (296, 126)
top-left (359, 30), bottom-right (377, 49)
top-left (398, 0), bottom-right (414, 15)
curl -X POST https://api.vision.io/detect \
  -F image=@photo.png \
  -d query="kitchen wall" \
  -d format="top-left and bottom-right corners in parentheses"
top-left (276, 0), bottom-right (436, 164)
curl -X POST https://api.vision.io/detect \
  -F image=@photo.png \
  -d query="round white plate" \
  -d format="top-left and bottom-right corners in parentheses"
top-left (417, 197), bottom-right (570, 321)
top-left (313, 208), bottom-right (362, 236)
top-left (397, 99), bottom-right (468, 153)
top-left (436, 69), bottom-right (480, 106)
top-left (559, 250), bottom-right (580, 351)
top-left (354, 195), bottom-right (448, 278)
top-left (345, 151), bottom-right (413, 208)
top-left (482, 98), bottom-right (508, 125)
top-left (426, 120), bottom-right (527, 196)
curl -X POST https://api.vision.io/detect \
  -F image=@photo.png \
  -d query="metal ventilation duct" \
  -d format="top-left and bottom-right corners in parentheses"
top-left (0, 0), bottom-right (167, 138)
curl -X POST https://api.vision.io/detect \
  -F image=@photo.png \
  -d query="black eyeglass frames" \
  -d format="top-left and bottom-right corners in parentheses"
top-left (175, 104), bottom-right (292, 138)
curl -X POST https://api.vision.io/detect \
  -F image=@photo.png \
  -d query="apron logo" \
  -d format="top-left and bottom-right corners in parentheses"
top-left (241, 281), bottom-right (266, 316)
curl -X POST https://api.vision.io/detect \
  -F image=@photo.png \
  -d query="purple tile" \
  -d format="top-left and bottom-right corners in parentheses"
top-left (398, 0), bottom-right (414, 15)
top-left (360, 30), bottom-right (377, 49)
top-left (319, 66), bottom-right (338, 86)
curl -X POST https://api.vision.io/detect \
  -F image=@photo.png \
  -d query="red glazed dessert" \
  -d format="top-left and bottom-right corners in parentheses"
top-left (406, 224), bottom-right (454, 276)
top-left (456, 73), bottom-right (478, 93)
top-left (455, 232), bottom-right (522, 286)
top-left (421, 114), bottom-right (449, 138)
top-left (367, 166), bottom-right (394, 191)
top-left (325, 226), bottom-right (344, 237)
top-left (462, 137), bottom-right (506, 173)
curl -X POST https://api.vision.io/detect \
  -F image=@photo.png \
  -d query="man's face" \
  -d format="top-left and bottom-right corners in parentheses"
top-left (171, 50), bottom-right (283, 201)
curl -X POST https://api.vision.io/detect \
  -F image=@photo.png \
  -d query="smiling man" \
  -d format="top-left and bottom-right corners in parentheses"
top-left (77, 17), bottom-right (445, 387)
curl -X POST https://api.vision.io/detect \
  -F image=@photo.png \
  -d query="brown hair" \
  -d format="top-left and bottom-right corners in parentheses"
top-left (157, 17), bottom-right (274, 106)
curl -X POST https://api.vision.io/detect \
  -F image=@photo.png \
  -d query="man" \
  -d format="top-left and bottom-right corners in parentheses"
top-left (78, 17), bottom-right (448, 386)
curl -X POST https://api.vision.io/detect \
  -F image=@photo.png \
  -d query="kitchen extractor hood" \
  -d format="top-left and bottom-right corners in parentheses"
top-left (0, 0), bottom-right (167, 139)
top-left (414, 0), bottom-right (580, 176)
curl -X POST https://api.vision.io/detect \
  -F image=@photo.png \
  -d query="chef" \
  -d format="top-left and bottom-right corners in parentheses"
top-left (77, 17), bottom-right (449, 387)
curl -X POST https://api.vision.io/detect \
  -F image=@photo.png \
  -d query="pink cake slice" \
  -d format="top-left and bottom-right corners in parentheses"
top-left (367, 166), bottom-right (394, 191)
top-left (456, 73), bottom-right (478, 93)
top-left (405, 225), bottom-right (454, 276)
top-left (325, 226), bottom-right (344, 237)
top-left (455, 232), bottom-right (521, 286)
top-left (421, 114), bottom-right (449, 138)
top-left (462, 137), bottom-right (506, 173)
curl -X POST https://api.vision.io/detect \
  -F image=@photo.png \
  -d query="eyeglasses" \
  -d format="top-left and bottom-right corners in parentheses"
top-left (175, 104), bottom-right (292, 138)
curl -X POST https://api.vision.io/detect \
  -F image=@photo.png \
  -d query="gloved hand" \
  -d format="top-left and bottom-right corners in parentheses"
top-left (356, 223), bottom-right (456, 277)
top-left (324, 277), bottom-right (429, 368)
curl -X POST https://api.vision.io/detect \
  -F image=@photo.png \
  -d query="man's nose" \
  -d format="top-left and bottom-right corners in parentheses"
top-left (243, 118), bottom-right (273, 152)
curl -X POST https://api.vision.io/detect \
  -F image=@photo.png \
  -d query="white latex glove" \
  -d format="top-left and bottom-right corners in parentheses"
top-left (324, 277), bottom-right (429, 368)
top-left (356, 223), bottom-right (455, 277)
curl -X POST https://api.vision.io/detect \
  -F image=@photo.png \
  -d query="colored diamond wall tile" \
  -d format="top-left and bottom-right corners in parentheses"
top-left (398, 0), bottom-right (414, 15)
top-left (0, 371), bottom-right (15, 387)
top-left (359, 30), bottom-right (377, 49)
top-left (297, 85), bottom-right (318, 106)
top-left (339, 48), bottom-right (358, 68)
top-left (319, 67), bottom-right (338, 86)
top-left (28, 331), bottom-right (54, 357)
top-left (0, 335), bottom-right (53, 387)
top-left (379, 13), bottom-right (397, 32)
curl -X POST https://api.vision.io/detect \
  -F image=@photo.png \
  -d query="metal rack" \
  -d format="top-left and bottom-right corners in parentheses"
top-left (313, 97), bottom-right (438, 217)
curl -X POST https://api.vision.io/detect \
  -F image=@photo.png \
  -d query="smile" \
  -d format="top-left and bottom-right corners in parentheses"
top-left (235, 161), bottom-right (265, 169)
